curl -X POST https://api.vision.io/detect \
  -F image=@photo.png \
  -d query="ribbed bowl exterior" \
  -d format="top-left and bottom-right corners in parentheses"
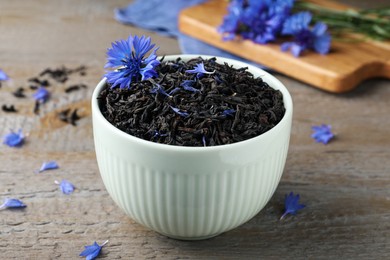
top-left (92, 55), bottom-right (293, 240)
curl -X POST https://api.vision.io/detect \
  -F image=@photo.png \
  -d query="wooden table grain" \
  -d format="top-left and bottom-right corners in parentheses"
top-left (0, 0), bottom-right (389, 259)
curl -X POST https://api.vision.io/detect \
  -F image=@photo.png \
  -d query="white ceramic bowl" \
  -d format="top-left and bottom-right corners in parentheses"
top-left (92, 55), bottom-right (293, 240)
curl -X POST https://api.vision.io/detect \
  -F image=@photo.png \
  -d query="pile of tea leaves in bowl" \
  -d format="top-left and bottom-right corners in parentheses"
top-left (98, 36), bottom-right (285, 147)
top-left (99, 57), bottom-right (286, 147)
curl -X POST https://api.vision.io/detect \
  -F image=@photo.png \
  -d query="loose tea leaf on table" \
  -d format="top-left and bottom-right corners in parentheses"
top-left (98, 57), bottom-right (285, 147)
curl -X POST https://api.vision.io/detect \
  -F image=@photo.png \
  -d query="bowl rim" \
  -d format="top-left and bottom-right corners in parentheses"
top-left (92, 54), bottom-right (293, 153)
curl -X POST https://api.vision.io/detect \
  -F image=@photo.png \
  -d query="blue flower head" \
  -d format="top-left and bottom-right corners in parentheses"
top-left (311, 124), bottom-right (334, 144)
top-left (104, 35), bottom-right (160, 89)
top-left (280, 192), bottom-right (305, 219)
top-left (281, 12), bottom-right (331, 56)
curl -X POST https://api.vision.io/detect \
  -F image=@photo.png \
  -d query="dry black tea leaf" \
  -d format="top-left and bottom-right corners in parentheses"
top-left (12, 87), bottom-right (26, 98)
top-left (2, 104), bottom-right (18, 113)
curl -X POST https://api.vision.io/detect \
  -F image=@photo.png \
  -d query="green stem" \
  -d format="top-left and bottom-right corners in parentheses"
top-left (294, 1), bottom-right (390, 41)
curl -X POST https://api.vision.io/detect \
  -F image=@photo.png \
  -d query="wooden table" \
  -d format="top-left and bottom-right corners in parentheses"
top-left (0, 0), bottom-right (389, 259)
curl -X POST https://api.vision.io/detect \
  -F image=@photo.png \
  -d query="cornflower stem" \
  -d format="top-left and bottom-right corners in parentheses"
top-left (295, 1), bottom-right (390, 41)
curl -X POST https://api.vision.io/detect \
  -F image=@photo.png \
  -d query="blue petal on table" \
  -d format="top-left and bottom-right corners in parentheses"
top-left (0, 69), bottom-right (9, 81)
top-left (37, 161), bottom-right (59, 173)
top-left (0, 198), bottom-right (26, 210)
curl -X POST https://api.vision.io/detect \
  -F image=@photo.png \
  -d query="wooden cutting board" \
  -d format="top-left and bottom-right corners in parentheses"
top-left (178, 0), bottom-right (390, 93)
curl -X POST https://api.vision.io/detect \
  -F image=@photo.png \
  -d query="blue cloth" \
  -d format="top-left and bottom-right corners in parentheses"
top-left (115, 0), bottom-right (206, 37)
top-left (114, 0), bottom-right (266, 68)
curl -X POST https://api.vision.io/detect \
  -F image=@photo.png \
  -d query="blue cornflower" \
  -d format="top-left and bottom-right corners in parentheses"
top-left (104, 35), bottom-right (160, 89)
top-left (37, 161), bottom-right (59, 173)
top-left (311, 124), bottom-right (334, 144)
top-left (218, 0), bottom-right (245, 40)
top-left (3, 129), bottom-right (25, 147)
top-left (170, 106), bottom-right (189, 117)
top-left (33, 87), bottom-right (50, 103)
top-left (0, 198), bottom-right (26, 210)
top-left (280, 192), bottom-right (305, 220)
top-left (186, 63), bottom-right (215, 78)
top-left (0, 69), bottom-right (9, 81)
top-left (180, 80), bottom-right (200, 93)
top-left (240, 0), bottom-right (285, 44)
top-left (79, 240), bottom-right (108, 260)
top-left (281, 12), bottom-right (331, 56)
top-left (55, 180), bottom-right (75, 195)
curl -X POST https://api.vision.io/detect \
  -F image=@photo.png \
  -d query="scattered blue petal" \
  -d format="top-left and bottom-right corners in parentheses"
top-left (0, 198), bottom-right (26, 210)
top-left (37, 161), bottom-right (59, 173)
top-left (185, 62), bottom-right (215, 78)
top-left (3, 129), bottom-right (25, 147)
top-left (222, 109), bottom-right (236, 117)
top-left (104, 35), bottom-right (160, 89)
top-left (280, 192), bottom-right (305, 220)
top-left (180, 80), bottom-right (200, 93)
top-left (311, 124), bottom-right (334, 144)
top-left (80, 240), bottom-right (108, 260)
top-left (150, 84), bottom-right (170, 97)
top-left (33, 87), bottom-right (50, 103)
top-left (57, 180), bottom-right (75, 195)
top-left (170, 106), bottom-right (189, 117)
top-left (0, 69), bottom-right (9, 81)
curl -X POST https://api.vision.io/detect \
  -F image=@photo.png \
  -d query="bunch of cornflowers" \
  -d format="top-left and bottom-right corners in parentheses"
top-left (219, 0), bottom-right (390, 57)
top-left (218, 0), bottom-right (331, 57)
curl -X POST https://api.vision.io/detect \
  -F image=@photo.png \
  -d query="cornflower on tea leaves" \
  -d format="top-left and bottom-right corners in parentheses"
top-left (104, 35), bottom-right (160, 89)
